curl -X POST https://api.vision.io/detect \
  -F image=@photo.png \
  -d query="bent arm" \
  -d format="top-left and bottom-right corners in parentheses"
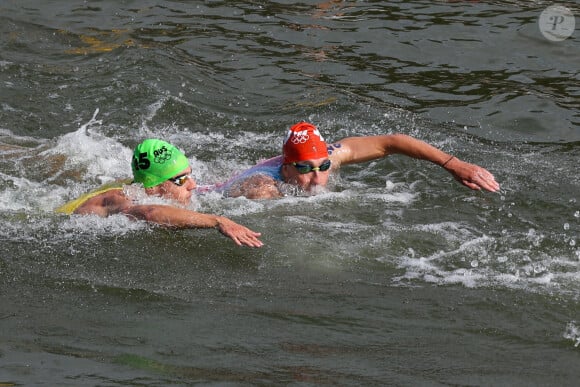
top-left (70, 187), bottom-right (263, 247)
top-left (335, 134), bottom-right (452, 165)
top-left (335, 134), bottom-right (500, 192)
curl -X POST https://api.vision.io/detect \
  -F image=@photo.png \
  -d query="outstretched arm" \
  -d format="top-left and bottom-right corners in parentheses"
top-left (122, 205), bottom-right (264, 247)
top-left (333, 134), bottom-right (500, 192)
top-left (71, 186), bottom-right (264, 247)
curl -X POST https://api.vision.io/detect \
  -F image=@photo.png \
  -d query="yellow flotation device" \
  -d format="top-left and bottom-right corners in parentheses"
top-left (55, 179), bottom-right (133, 215)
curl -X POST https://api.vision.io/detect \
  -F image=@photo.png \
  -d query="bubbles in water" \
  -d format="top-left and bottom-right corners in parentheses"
top-left (564, 321), bottom-right (580, 348)
top-left (563, 223), bottom-right (570, 230)
top-left (533, 263), bottom-right (545, 274)
top-left (574, 211), bottom-right (579, 218)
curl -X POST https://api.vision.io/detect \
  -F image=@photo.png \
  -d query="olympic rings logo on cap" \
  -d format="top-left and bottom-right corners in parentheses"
top-left (153, 146), bottom-right (172, 164)
top-left (291, 130), bottom-right (309, 144)
top-left (284, 128), bottom-right (325, 145)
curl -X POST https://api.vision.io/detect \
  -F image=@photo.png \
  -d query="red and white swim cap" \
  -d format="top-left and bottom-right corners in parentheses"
top-left (282, 122), bottom-right (328, 164)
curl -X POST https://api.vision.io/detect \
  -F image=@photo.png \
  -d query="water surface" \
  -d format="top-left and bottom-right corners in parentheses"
top-left (1, 1), bottom-right (579, 385)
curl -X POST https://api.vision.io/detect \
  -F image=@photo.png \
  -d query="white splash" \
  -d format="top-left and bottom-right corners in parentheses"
top-left (564, 321), bottom-right (580, 348)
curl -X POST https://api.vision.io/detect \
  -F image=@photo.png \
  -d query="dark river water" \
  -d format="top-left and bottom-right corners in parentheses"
top-left (1, 1), bottom-right (579, 385)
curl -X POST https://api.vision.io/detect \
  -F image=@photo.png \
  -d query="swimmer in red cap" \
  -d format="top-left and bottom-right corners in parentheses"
top-left (57, 139), bottom-right (263, 248)
top-left (220, 122), bottom-right (500, 199)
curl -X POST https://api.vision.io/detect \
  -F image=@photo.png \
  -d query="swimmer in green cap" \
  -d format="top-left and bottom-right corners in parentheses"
top-left (56, 139), bottom-right (263, 248)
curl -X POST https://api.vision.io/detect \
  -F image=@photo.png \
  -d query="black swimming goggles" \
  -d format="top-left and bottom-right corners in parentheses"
top-left (291, 160), bottom-right (332, 174)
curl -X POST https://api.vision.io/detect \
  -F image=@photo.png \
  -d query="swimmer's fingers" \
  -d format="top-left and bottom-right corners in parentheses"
top-left (217, 218), bottom-right (264, 248)
top-left (446, 158), bottom-right (500, 192)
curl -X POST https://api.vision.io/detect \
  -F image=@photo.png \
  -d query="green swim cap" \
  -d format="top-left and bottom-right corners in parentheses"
top-left (131, 139), bottom-right (190, 188)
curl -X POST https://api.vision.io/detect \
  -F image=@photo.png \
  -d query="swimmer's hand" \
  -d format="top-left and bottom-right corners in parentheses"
top-left (443, 157), bottom-right (500, 192)
top-left (216, 217), bottom-right (264, 248)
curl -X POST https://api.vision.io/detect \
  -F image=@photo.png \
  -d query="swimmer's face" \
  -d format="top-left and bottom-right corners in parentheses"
top-left (281, 157), bottom-right (331, 192)
top-left (146, 167), bottom-right (196, 205)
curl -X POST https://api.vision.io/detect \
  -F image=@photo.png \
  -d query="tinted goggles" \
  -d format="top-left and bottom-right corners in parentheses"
top-left (169, 174), bottom-right (191, 186)
top-left (292, 160), bottom-right (332, 174)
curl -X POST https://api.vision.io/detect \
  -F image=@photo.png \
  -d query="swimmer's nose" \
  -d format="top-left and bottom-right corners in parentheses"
top-left (187, 177), bottom-right (197, 190)
top-left (310, 171), bottom-right (324, 185)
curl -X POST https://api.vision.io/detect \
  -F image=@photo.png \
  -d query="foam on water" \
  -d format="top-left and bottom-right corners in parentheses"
top-left (564, 321), bottom-right (580, 348)
top-left (58, 213), bottom-right (148, 237)
top-left (390, 220), bottom-right (580, 297)
top-left (41, 109), bottom-right (132, 183)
